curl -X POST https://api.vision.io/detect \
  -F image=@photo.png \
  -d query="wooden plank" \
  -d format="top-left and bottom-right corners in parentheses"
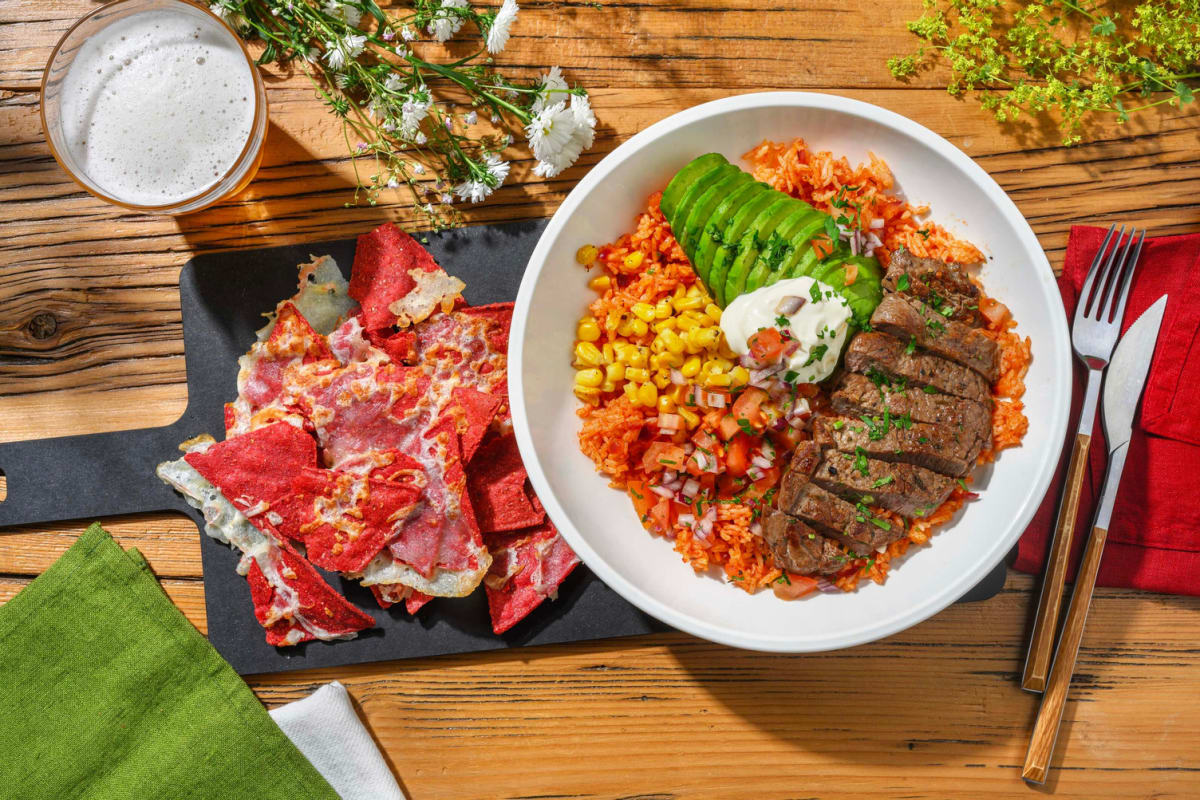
top-left (0, 514), bottom-right (202, 577)
top-left (0, 574), bottom-right (207, 634)
top-left (0, 0), bottom-right (953, 90)
top-left (3, 86), bottom-right (1198, 442)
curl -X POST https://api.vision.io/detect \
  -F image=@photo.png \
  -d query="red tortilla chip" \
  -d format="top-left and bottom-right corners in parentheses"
top-left (366, 328), bottom-right (418, 365)
top-left (412, 307), bottom-right (511, 427)
top-left (459, 302), bottom-right (513, 355)
top-left (246, 540), bottom-right (374, 646)
top-left (184, 422), bottom-right (318, 507)
top-left (466, 434), bottom-right (543, 533)
top-left (483, 519), bottom-right (580, 634)
top-left (446, 386), bottom-right (503, 463)
top-left (269, 468), bottom-right (422, 573)
top-left (349, 223), bottom-right (464, 331)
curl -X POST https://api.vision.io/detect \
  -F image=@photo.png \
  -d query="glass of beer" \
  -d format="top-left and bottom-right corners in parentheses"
top-left (40, 0), bottom-right (268, 215)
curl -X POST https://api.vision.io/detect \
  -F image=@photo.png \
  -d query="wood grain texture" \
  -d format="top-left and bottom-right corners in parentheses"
top-left (3, 1), bottom-right (1200, 797)
top-left (1023, 431), bottom-right (1093, 693)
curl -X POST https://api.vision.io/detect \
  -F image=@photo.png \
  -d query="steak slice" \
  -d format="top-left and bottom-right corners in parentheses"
top-left (845, 333), bottom-right (991, 406)
top-left (812, 451), bottom-right (955, 519)
top-left (762, 510), bottom-right (849, 575)
top-left (883, 248), bottom-right (983, 327)
top-left (869, 294), bottom-right (1000, 382)
top-left (812, 414), bottom-right (985, 478)
top-left (832, 372), bottom-right (992, 451)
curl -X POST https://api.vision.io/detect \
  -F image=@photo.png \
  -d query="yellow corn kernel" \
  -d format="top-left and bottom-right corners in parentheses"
top-left (654, 299), bottom-right (673, 319)
top-left (623, 380), bottom-right (639, 402)
top-left (637, 382), bottom-right (658, 407)
top-left (573, 341), bottom-right (604, 366)
top-left (704, 303), bottom-right (723, 323)
top-left (625, 367), bottom-right (650, 384)
top-left (673, 295), bottom-right (704, 311)
top-left (602, 343), bottom-right (615, 364)
top-left (657, 395), bottom-right (677, 414)
top-left (605, 363), bottom-right (625, 383)
top-left (677, 406), bottom-right (700, 429)
top-left (702, 359), bottom-right (726, 375)
top-left (686, 283), bottom-right (703, 298)
top-left (574, 386), bottom-right (600, 405)
top-left (671, 384), bottom-right (691, 404)
top-left (622, 250), bottom-right (645, 272)
top-left (658, 328), bottom-right (684, 354)
top-left (715, 357), bottom-right (735, 371)
top-left (680, 355), bottom-right (702, 378)
top-left (587, 274), bottom-right (611, 292)
top-left (629, 347), bottom-right (649, 368)
top-left (673, 284), bottom-right (686, 300)
top-left (613, 342), bottom-right (634, 363)
top-left (650, 337), bottom-right (666, 354)
top-left (577, 368), bottom-right (605, 387)
top-left (576, 317), bottom-right (601, 342)
top-left (730, 365), bottom-right (750, 388)
top-left (630, 302), bottom-right (656, 323)
top-left (604, 310), bottom-right (622, 333)
top-left (690, 328), bottom-right (721, 350)
top-left (616, 318), bottom-right (636, 337)
top-left (652, 318), bottom-right (675, 334)
top-left (658, 351), bottom-right (685, 368)
top-left (717, 340), bottom-right (738, 360)
top-left (630, 318), bottom-right (649, 337)
top-left (601, 380), bottom-right (617, 393)
top-left (576, 244), bottom-right (599, 265)
top-left (651, 371), bottom-right (671, 390)
top-left (705, 372), bottom-right (733, 388)
top-left (674, 314), bottom-right (699, 332)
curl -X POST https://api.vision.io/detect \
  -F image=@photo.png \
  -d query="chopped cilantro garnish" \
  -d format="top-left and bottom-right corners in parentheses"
top-left (783, 370), bottom-right (799, 383)
top-left (925, 318), bottom-right (945, 336)
top-left (630, 489), bottom-right (644, 500)
top-left (737, 418), bottom-right (754, 434)
top-left (808, 281), bottom-right (823, 304)
top-left (803, 344), bottom-right (828, 367)
top-left (775, 574), bottom-right (791, 585)
top-left (897, 274), bottom-right (911, 292)
top-left (904, 335), bottom-right (916, 355)
top-left (957, 478), bottom-right (968, 491)
top-left (917, 436), bottom-right (930, 444)
top-left (860, 494), bottom-right (875, 504)
top-left (833, 419), bottom-right (845, 430)
top-left (872, 476), bottom-right (895, 488)
top-left (853, 447), bottom-right (869, 477)
top-left (917, 228), bottom-right (931, 240)
top-left (922, 385), bottom-right (938, 394)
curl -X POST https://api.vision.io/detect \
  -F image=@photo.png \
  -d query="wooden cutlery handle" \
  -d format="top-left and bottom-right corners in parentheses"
top-left (1023, 431), bottom-right (1091, 692)
top-left (1023, 524), bottom-right (1109, 784)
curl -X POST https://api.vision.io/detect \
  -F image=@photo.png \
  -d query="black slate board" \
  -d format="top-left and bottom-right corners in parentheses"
top-left (0, 218), bottom-right (1005, 675)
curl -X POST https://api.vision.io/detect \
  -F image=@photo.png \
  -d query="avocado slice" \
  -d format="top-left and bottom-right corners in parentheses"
top-left (708, 191), bottom-right (783, 306)
top-left (661, 153), bottom-right (728, 222)
top-left (761, 210), bottom-right (827, 289)
top-left (679, 170), bottom-right (755, 257)
top-left (723, 198), bottom-right (797, 304)
top-left (747, 206), bottom-right (823, 292)
top-left (692, 181), bottom-right (768, 284)
top-left (673, 164), bottom-right (739, 247)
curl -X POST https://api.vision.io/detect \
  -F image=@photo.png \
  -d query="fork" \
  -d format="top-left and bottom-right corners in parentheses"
top-left (1021, 224), bottom-right (1146, 693)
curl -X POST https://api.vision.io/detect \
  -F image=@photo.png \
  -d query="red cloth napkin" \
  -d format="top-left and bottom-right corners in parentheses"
top-left (1013, 226), bottom-right (1200, 595)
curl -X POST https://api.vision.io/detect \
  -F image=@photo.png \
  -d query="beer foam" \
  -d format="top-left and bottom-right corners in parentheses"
top-left (58, 8), bottom-right (256, 206)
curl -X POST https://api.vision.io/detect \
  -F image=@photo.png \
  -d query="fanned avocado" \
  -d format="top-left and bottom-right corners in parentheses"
top-left (673, 164), bottom-right (740, 246)
top-left (707, 191), bottom-right (779, 306)
top-left (724, 199), bottom-right (798, 302)
top-left (807, 254), bottom-right (883, 327)
top-left (679, 170), bottom-right (755, 255)
top-left (772, 216), bottom-right (831, 283)
top-left (690, 181), bottom-right (768, 283)
top-left (749, 207), bottom-right (823, 292)
top-left (660, 153), bottom-right (727, 222)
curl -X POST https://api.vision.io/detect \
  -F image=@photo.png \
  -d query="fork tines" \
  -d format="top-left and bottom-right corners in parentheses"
top-left (1080, 224), bottom-right (1146, 325)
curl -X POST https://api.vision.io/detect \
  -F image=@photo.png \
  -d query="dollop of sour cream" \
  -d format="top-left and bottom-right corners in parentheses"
top-left (719, 277), bottom-right (852, 384)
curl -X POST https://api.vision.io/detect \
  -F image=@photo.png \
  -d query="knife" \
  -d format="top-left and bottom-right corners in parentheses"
top-left (1023, 294), bottom-right (1169, 784)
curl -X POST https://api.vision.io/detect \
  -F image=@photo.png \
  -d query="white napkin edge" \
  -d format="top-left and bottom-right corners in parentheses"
top-left (270, 680), bottom-right (406, 800)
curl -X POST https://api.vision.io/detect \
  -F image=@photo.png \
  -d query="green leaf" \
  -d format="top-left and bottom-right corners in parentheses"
top-left (1091, 16), bottom-right (1116, 37)
top-left (1176, 82), bottom-right (1195, 105)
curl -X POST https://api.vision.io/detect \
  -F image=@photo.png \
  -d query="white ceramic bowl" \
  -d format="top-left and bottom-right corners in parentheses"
top-left (510, 92), bottom-right (1070, 652)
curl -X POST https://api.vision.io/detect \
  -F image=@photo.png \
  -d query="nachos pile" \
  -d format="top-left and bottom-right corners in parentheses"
top-left (158, 223), bottom-right (578, 645)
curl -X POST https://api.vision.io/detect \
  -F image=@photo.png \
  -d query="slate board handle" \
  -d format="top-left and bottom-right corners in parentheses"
top-left (0, 420), bottom-right (196, 528)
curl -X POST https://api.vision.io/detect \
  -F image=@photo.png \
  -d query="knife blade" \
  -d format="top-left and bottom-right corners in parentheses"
top-left (1095, 293), bottom-right (1168, 529)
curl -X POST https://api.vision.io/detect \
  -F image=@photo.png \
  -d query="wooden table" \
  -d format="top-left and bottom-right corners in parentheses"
top-left (2, 2), bottom-right (1199, 797)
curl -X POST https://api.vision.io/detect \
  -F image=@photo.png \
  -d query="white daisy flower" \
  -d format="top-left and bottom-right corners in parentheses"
top-left (568, 92), bottom-right (596, 151)
top-left (427, 0), bottom-right (468, 42)
top-left (323, 41), bottom-right (347, 69)
top-left (341, 33), bottom-right (367, 59)
top-left (525, 101), bottom-right (583, 177)
top-left (400, 90), bottom-right (431, 138)
top-left (413, 163), bottom-right (426, 175)
top-left (384, 73), bottom-right (404, 94)
top-left (464, 110), bottom-right (478, 125)
top-left (486, 0), bottom-right (519, 54)
top-left (531, 65), bottom-right (570, 113)
top-left (210, 2), bottom-right (247, 29)
top-left (440, 193), bottom-right (455, 204)
top-left (387, 177), bottom-right (400, 189)
top-left (323, 1), bottom-right (363, 28)
top-left (484, 153), bottom-right (510, 185)
top-left (415, 131), bottom-right (428, 145)
top-left (455, 180), bottom-right (493, 203)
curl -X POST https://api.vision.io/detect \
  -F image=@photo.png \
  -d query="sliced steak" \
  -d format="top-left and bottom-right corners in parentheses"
top-left (883, 248), bottom-right (983, 327)
top-left (869, 294), bottom-right (1001, 382)
top-left (812, 451), bottom-right (955, 519)
top-left (831, 372), bottom-right (992, 450)
top-left (844, 333), bottom-right (991, 406)
top-left (762, 510), bottom-right (849, 575)
top-left (812, 414), bottom-right (985, 478)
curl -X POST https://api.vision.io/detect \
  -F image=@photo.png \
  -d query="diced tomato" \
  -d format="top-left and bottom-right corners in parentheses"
top-left (717, 472), bottom-right (749, 497)
top-left (732, 387), bottom-right (769, 428)
top-left (725, 432), bottom-right (754, 478)
top-left (744, 467), bottom-right (781, 500)
top-left (649, 496), bottom-right (674, 534)
top-left (717, 414), bottom-right (741, 441)
top-left (813, 238), bottom-right (834, 259)
top-left (641, 441), bottom-right (686, 473)
top-left (773, 574), bottom-right (819, 600)
top-left (747, 328), bottom-right (784, 362)
top-left (692, 429), bottom-right (717, 452)
top-left (627, 479), bottom-right (654, 522)
top-left (770, 426), bottom-right (805, 452)
top-left (844, 261), bottom-right (859, 286)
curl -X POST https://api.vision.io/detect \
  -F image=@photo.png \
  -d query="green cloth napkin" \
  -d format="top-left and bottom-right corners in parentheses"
top-left (0, 523), bottom-right (339, 800)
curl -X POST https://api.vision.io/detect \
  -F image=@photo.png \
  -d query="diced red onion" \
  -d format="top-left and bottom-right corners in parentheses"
top-left (870, 217), bottom-right (886, 230)
top-left (663, 478), bottom-right (683, 492)
top-left (816, 577), bottom-right (841, 594)
top-left (703, 390), bottom-right (726, 408)
top-left (739, 353), bottom-right (762, 369)
top-left (751, 454), bottom-right (773, 470)
top-left (650, 485), bottom-right (674, 499)
top-left (746, 466), bottom-right (764, 482)
top-left (865, 232), bottom-right (883, 249)
top-left (774, 295), bottom-right (805, 315)
top-left (677, 513), bottom-right (696, 528)
top-left (663, 469), bottom-right (678, 483)
top-left (681, 478), bottom-right (701, 498)
top-left (670, 369), bottom-right (686, 385)
top-left (683, 442), bottom-right (695, 455)
top-left (750, 522), bottom-right (763, 537)
top-left (849, 234), bottom-right (860, 256)
top-left (658, 413), bottom-right (683, 433)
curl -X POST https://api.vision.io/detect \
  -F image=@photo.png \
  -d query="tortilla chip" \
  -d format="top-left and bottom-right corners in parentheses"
top-left (445, 387), bottom-right (503, 464)
top-left (483, 519), bottom-right (580, 634)
top-left (466, 434), bottom-right (544, 533)
top-left (368, 583), bottom-right (432, 615)
top-left (184, 421), bottom-right (318, 509)
top-left (349, 223), bottom-right (464, 331)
